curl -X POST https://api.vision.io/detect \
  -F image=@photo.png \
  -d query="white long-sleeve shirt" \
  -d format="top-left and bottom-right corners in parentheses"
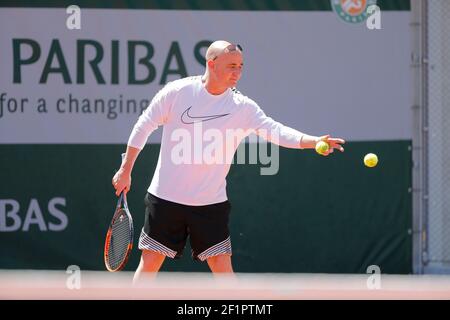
top-left (128, 76), bottom-right (305, 205)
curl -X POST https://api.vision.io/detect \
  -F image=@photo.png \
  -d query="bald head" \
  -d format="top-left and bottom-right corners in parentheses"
top-left (203, 40), bottom-right (243, 93)
top-left (205, 40), bottom-right (241, 61)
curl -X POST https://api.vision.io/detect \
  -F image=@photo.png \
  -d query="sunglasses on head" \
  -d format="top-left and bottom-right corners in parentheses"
top-left (212, 44), bottom-right (243, 61)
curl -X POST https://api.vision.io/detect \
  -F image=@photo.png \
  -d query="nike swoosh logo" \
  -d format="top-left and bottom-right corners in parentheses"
top-left (181, 106), bottom-right (230, 124)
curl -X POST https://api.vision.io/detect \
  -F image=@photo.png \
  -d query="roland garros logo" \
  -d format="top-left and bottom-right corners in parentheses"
top-left (331, 0), bottom-right (377, 24)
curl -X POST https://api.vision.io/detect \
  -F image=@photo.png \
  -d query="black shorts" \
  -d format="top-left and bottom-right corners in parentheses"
top-left (138, 193), bottom-right (232, 261)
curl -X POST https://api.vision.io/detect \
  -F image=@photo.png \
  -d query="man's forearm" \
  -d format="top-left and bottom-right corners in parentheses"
top-left (121, 146), bottom-right (141, 174)
top-left (300, 134), bottom-right (319, 149)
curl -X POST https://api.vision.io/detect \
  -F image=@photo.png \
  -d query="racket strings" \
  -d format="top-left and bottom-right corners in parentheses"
top-left (107, 209), bottom-right (132, 270)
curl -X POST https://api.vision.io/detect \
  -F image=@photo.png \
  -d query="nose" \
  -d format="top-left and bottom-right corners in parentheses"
top-left (232, 70), bottom-right (241, 79)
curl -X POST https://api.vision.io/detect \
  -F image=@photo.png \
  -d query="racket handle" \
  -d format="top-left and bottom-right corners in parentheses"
top-left (117, 190), bottom-right (128, 210)
top-left (116, 192), bottom-right (124, 208)
top-left (119, 152), bottom-right (128, 196)
top-left (122, 191), bottom-right (128, 209)
top-left (119, 152), bottom-right (128, 208)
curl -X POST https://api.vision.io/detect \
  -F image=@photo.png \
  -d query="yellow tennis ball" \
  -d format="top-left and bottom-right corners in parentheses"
top-left (315, 141), bottom-right (329, 155)
top-left (364, 153), bottom-right (378, 167)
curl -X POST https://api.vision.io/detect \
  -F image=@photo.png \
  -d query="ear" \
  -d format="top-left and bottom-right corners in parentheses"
top-left (207, 59), bottom-right (215, 71)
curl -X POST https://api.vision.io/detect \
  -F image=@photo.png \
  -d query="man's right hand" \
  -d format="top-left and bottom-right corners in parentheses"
top-left (112, 168), bottom-right (131, 196)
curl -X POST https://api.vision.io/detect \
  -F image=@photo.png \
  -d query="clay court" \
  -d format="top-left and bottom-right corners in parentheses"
top-left (1, 271), bottom-right (450, 300)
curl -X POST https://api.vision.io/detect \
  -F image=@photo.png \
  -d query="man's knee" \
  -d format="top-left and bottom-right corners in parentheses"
top-left (207, 254), bottom-right (233, 273)
top-left (140, 250), bottom-right (166, 269)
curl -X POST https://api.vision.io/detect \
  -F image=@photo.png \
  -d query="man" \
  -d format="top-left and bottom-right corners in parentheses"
top-left (112, 40), bottom-right (345, 282)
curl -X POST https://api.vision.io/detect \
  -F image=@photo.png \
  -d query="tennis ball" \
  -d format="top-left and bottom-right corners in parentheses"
top-left (364, 153), bottom-right (378, 168)
top-left (315, 141), bottom-right (329, 155)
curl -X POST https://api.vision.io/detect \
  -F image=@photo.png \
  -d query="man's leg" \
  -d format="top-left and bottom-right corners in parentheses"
top-left (133, 249), bottom-right (166, 284)
top-left (206, 254), bottom-right (233, 273)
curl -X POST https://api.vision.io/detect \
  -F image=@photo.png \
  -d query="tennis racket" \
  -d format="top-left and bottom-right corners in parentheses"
top-left (104, 191), bottom-right (134, 272)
